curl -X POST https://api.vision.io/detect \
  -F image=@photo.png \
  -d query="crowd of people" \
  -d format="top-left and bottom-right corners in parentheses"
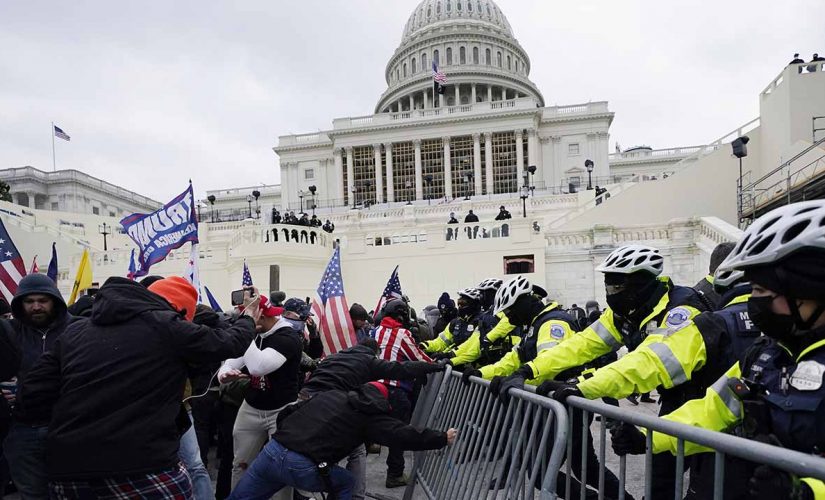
top-left (270, 209), bottom-right (335, 234)
top-left (447, 206), bottom-right (511, 225)
top-left (2, 198), bottom-right (825, 499)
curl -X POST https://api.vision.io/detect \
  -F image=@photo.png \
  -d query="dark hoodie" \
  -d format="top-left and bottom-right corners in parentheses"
top-left (274, 384), bottom-right (447, 465)
top-left (16, 277), bottom-right (256, 480)
top-left (5, 273), bottom-right (74, 391)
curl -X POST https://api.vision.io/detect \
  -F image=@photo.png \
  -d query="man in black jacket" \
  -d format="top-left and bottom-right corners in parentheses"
top-left (16, 276), bottom-right (258, 497)
top-left (2, 273), bottom-right (75, 499)
top-left (229, 382), bottom-right (456, 500)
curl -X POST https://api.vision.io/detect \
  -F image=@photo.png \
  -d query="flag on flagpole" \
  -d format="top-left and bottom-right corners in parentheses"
top-left (68, 249), bottom-right (93, 305)
top-left (204, 286), bottom-right (223, 313)
top-left (29, 255), bottom-right (39, 275)
top-left (184, 243), bottom-right (203, 302)
top-left (374, 265), bottom-right (403, 316)
top-left (242, 261), bottom-right (253, 287)
top-left (126, 249), bottom-right (138, 280)
top-left (53, 125), bottom-right (71, 141)
top-left (0, 218), bottom-right (28, 303)
top-left (433, 60), bottom-right (447, 95)
top-left (310, 247), bottom-right (356, 356)
top-left (47, 243), bottom-right (58, 283)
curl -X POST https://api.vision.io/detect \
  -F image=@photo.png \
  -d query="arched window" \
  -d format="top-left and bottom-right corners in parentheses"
top-left (427, 6), bottom-right (431, 17)
top-left (446, 0), bottom-right (451, 12)
top-left (403, 63), bottom-right (407, 77)
top-left (473, 47), bottom-right (479, 64)
top-left (433, 49), bottom-right (439, 65)
top-left (477, 0), bottom-right (482, 13)
top-left (436, 1), bottom-right (441, 14)
top-left (497, 51), bottom-right (502, 67)
top-left (485, 48), bottom-right (491, 65)
top-left (457, 0), bottom-right (462, 11)
top-left (507, 55), bottom-right (511, 70)
top-left (396, 69), bottom-right (400, 81)
top-left (422, 53), bottom-right (428, 70)
top-left (515, 60), bottom-right (519, 73)
top-left (468, 1), bottom-right (472, 11)
top-left (459, 46), bottom-right (466, 64)
top-left (446, 47), bottom-right (452, 65)
top-left (412, 57), bottom-right (417, 73)
top-left (486, 4), bottom-right (491, 16)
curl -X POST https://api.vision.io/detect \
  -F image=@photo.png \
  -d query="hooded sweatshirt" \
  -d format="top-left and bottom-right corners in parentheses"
top-left (16, 277), bottom-right (256, 480)
top-left (274, 384), bottom-right (447, 464)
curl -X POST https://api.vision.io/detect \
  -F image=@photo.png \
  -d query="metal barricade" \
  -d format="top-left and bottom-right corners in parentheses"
top-left (404, 367), bottom-right (569, 500)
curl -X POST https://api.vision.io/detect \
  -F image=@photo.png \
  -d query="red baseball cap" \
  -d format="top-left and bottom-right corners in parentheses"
top-left (367, 381), bottom-right (389, 399)
top-left (259, 296), bottom-right (281, 318)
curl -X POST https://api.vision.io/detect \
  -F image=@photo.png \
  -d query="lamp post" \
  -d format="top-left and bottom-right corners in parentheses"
top-left (298, 190), bottom-right (305, 214)
top-left (404, 180), bottom-right (413, 205)
top-left (520, 185), bottom-right (529, 218)
top-left (207, 195), bottom-right (216, 223)
top-left (424, 175), bottom-right (433, 205)
top-left (252, 190), bottom-right (261, 219)
top-left (351, 186), bottom-right (357, 210)
top-left (527, 165), bottom-right (537, 196)
top-left (308, 185), bottom-right (317, 215)
top-left (99, 222), bottom-right (110, 251)
top-left (585, 159), bottom-right (594, 190)
top-left (732, 136), bottom-right (750, 227)
top-left (463, 173), bottom-right (474, 200)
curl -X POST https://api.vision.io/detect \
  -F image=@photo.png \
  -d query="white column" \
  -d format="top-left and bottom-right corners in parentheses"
top-left (409, 95), bottom-right (414, 111)
top-left (454, 85), bottom-right (460, 105)
top-left (373, 144), bottom-right (383, 204)
top-left (515, 130), bottom-right (524, 181)
top-left (414, 139), bottom-right (423, 200)
top-left (289, 163), bottom-right (299, 208)
top-left (472, 133), bottom-right (482, 195)
top-left (443, 136), bottom-right (452, 199)
top-left (552, 136), bottom-right (563, 189)
top-left (333, 148), bottom-right (344, 203)
top-left (471, 84), bottom-right (477, 104)
top-left (423, 90), bottom-right (429, 109)
top-left (439, 91), bottom-right (445, 108)
top-left (527, 129), bottom-right (542, 187)
top-left (385, 142), bottom-right (395, 202)
top-left (487, 85), bottom-right (493, 102)
top-left (346, 147), bottom-right (354, 205)
top-left (484, 132), bottom-right (494, 194)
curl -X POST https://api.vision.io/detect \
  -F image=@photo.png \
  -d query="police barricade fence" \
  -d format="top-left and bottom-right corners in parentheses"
top-left (403, 368), bottom-right (825, 500)
top-left (403, 366), bottom-right (569, 500)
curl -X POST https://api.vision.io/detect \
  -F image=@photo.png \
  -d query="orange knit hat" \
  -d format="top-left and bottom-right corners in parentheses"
top-left (148, 276), bottom-right (198, 322)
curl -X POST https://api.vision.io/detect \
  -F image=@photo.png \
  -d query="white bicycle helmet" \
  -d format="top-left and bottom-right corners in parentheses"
top-left (457, 288), bottom-right (482, 303)
top-left (713, 267), bottom-right (745, 289)
top-left (596, 244), bottom-right (664, 276)
top-left (717, 200), bottom-right (825, 273)
top-left (493, 276), bottom-right (532, 315)
top-left (477, 278), bottom-right (503, 291)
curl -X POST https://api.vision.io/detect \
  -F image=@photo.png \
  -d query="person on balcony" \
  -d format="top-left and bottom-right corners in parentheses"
top-left (322, 220), bottom-right (335, 233)
top-left (447, 212), bottom-right (458, 224)
top-left (464, 210), bottom-right (479, 223)
top-left (495, 206), bottom-right (512, 220)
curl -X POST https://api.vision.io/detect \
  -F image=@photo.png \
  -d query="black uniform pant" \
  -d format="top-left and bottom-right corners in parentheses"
top-left (386, 387), bottom-right (413, 477)
top-left (215, 401), bottom-right (240, 500)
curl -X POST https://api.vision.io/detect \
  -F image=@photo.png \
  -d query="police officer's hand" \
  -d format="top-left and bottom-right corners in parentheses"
top-left (431, 352), bottom-right (454, 361)
top-left (609, 423), bottom-right (647, 456)
top-left (536, 380), bottom-right (570, 397)
top-left (497, 372), bottom-right (527, 404)
top-left (489, 376), bottom-right (504, 397)
top-left (462, 368), bottom-right (481, 386)
top-left (748, 465), bottom-right (813, 500)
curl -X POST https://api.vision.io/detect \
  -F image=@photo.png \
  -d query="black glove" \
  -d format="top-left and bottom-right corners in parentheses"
top-left (550, 383), bottom-right (582, 403)
top-left (462, 368), bottom-right (482, 386)
top-left (406, 361), bottom-right (445, 376)
top-left (536, 379), bottom-right (570, 397)
top-left (609, 423), bottom-right (647, 455)
top-left (489, 376), bottom-right (504, 397)
top-left (748, 465), bottom-right (813, 500)
top-left (497, 369), bottom-right (530, 404)
top-left (431, 352), bottom-right (454, 361)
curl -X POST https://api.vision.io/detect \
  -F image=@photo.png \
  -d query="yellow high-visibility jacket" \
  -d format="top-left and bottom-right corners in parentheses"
top-left (451, 312), bottom-right (516, 366)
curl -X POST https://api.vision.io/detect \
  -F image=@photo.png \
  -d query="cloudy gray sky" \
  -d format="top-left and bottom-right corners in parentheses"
top-left (1, 0), bottom-right (823, 202)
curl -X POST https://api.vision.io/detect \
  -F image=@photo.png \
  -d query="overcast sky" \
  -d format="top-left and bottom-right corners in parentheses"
top-left (1, 0), bottom-right (823, 202)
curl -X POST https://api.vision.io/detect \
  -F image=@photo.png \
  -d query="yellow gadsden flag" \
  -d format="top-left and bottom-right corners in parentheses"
top-left (68, 249), bottom-right (93, 305)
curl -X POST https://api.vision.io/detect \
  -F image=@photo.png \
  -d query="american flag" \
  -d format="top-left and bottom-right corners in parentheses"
top-left (0, 218), bottom-right (28, 303)
top-left (432, 60), bottom-right (447, 84)
top-left (310, 246), bottom-right (356, 356)
top-left (242, 261), bottom-right (253, 286)
top-left (29, 255), bottom-right (39, 274)
top-left (127, 248), bottom-right (137, 280)
top-left (184, 243), bottom-right (203, 303)
top-left (53, 125), bottom-right (71, 141)
top-left (374, 265), bottom-right (403, 317)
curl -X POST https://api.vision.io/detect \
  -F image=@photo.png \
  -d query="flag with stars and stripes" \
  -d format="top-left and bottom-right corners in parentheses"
top-left (310, 246), bottom-right (356, 356)
top-left (242, 261), bottom-right (253, 287)
top-left (53, 125), bottom-right (71, 141)
top-left (433, 60), bottom-right (447, 95)
top-left (0, 218), bottom-right (28, 303)
top-left (374, 265), bottom-right (403, 317)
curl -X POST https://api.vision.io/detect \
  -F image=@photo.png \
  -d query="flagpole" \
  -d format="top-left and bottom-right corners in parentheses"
top-left (51, 121), bottom-right (56, 172)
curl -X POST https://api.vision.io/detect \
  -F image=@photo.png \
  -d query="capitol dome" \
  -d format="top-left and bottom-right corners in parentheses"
top-left (375, 0), bottom-right (543, 113)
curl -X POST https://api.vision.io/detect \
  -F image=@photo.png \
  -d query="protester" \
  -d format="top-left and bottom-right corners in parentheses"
top-left (349, 303), bottom-right (372, 342)
top-left (322, 219), bottom-right (335, 233)
top-left (271, 208), bottom-right (281, 224)
top-left (15, 276), bottom-right (258, 498)
top-left (434, 292), bottom-right (457, 334)
top-left (447, 212), bottom-right (458, 224)
top-left (228, 382), bottom-right (456, 500)
top-left (693, 241), bottom-right (736, 309)
top-left (221, 297), bottom-right (309, 493)
top-left (464, 210), bottom-right (479, 223)
top-left (2, 274), bottom-right (76, 499)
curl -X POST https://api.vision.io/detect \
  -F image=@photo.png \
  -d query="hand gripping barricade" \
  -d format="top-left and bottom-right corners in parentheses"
top-left (403, 366), bottom-right (570, 500)
top-left (404, 369), bottom-right (825, 500)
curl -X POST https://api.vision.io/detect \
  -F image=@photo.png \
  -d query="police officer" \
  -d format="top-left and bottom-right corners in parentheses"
top-left (449, 278), bottom-right (521, 368)
top-left (544, 262), bottom-right (761, 498)
top-left (612, 200), bottom-right (825, 500)
top-left (422, 288), bottom-right (483, 358)
top-left (510, 244), bottom-right (708, 499)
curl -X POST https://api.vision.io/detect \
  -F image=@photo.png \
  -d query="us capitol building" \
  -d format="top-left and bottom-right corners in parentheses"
top-left (1, 0), bottom-right (823, 309)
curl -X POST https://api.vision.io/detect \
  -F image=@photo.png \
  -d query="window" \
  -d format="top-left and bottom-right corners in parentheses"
top-left (457, 0), bottom-right (462, 11)
top-left (403, 63), bottom-right (407, 77)
top-left (50, 202), bottom-right (58, 210)
top-left (411, 57), bottom-right (417, 73)
top-left (436, 1), bottom-right (441, 14)
top-left (568, 143), bottom-right (580, 156)
top-left (459, 46), bottom-right (466, 64)
top-left (515, 60), bottom-right (519, 73)
top-left (433, 49), bottom-right (438, 65)
top-left (446, 47), bottom-right (452, 65)
top-left (485, 48), bottom-right (491, 65)
top-left (304, 168), bottom-right (315, 180)
top-left (427, 6), bottom-right (431, 17)
top-left (504, 255), bottom-right (535, 274)
top-left (109, 211), bottom-right (116, 217)
top-left (497, 51), bottom-right (502, 67)
top-left (396, 69), bottom-right (399, 81)
top-left (446, 0), bottom-right (451, 12)
top-left (507, 55), bottom-right (511, 70)
top-left (468, 0), bottom-right (472, 11)
top-left (473, 47), bottom-right (479, 64)
top-left (422, 53), bottom-right (427, 70)
top-left (92, 206), bottom-right (100, 215)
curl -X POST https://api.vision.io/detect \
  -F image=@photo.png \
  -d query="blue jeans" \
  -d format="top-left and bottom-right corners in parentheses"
top-left (229, 440), bottom-right (354, 500)
top-left (179, 413), bottom-right (214, 500)
top-left (4, 422), bottom-right (48, 499)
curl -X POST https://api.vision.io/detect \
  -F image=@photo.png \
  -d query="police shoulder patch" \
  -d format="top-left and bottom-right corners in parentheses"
top-left (665, 307), bottom-right (691, 327)
top-left (550, 324), bottom-right (566, 339)
top-left (467, 325), bottom-right (475, 332)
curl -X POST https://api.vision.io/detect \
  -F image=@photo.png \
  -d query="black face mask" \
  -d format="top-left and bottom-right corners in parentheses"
top-left (606, 291), bottom-right (636, 316)
top-left (506, 295), bottom-right (536, 326)
top-left (748, 295), bottom-right (797, 341)
top-left (458, 304), bottom-right (479, 318)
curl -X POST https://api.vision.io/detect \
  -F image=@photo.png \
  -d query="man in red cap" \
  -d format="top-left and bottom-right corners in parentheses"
top-left (16, 276), bottom-right (258, 498)
top-left (229, 382), bottom-right (456, 499)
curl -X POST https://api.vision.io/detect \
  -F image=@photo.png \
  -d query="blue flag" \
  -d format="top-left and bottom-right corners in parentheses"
top-left (46, 243), bottom-right (58, 283)
top-left (204, 286), bottom-right (223, 313)
top-left (242, 261), bottom-right (253, 286)
top-left (120, 184), bottom-right (198, 278)
top-left (127, 249), bottom-right (138, 280)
